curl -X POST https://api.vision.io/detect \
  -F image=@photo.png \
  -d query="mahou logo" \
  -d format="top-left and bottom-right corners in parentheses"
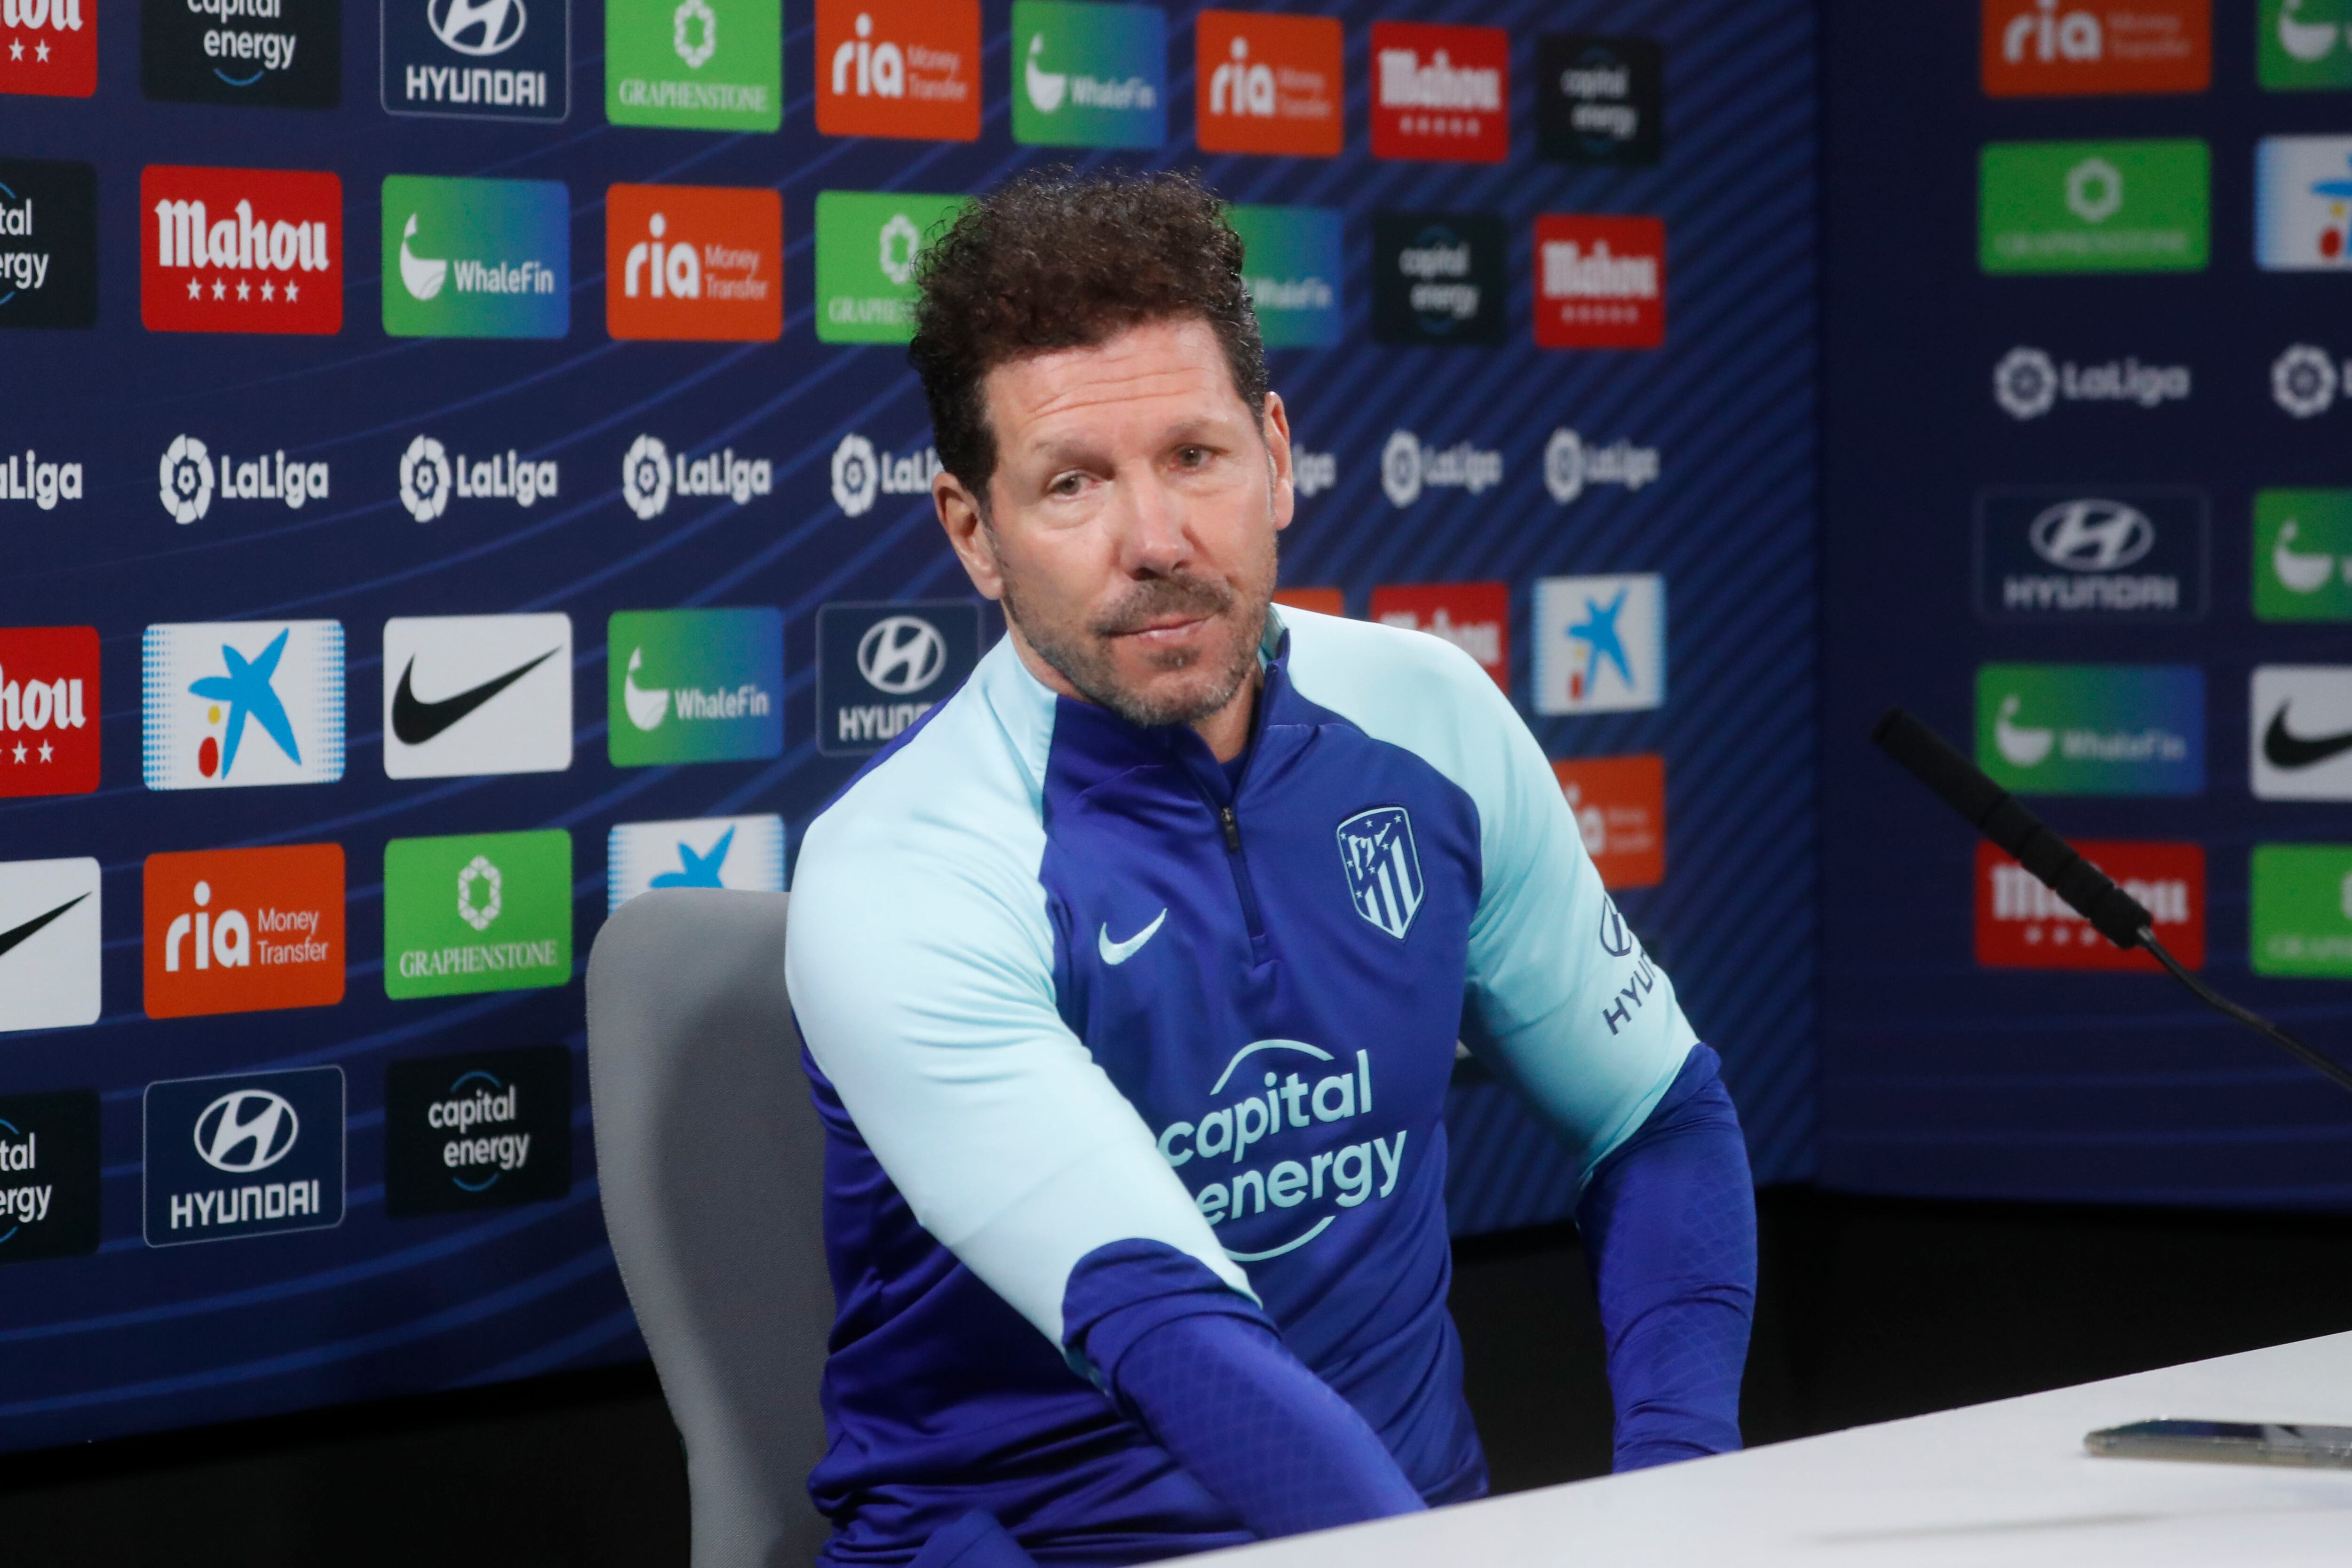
top-left (1536, 215), bottom-right (1665, 350)
top-left (606, 183), bottom-right (781, 342)
top-left (143, 844), bottom-right (346, 1019)
top-left (815, 0), bottom-right (978, 141)
top-left (140, 165), bottom-right (342, 336)
top-left (1371, 21), bottom-right (1507, 164)
top-left (1195, 9), bottom-right (1342, 158)
top-left (1976, 839), bottom-right (2203, 971)
top-left (0, 0), bottom-right (96, 97)
top-left (0, 626), bottom-right (99, 797)
top-left (1369, 581), bottom-right (1508, 689)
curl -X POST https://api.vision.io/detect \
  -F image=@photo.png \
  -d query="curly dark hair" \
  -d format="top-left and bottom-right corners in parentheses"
top-left (908, 168), bottom-right (1270, 501)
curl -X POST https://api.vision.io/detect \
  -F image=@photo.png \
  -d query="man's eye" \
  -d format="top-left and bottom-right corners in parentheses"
top-left (1051, 474), bottom-right (1085, 496)
top-left (1176, 447), bottom-right (1208, 467)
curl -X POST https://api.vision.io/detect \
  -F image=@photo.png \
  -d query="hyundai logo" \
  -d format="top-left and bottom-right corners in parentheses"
top-left (1597, 897), bottom-right (1634, 958)
top-left (856, 615), bottom-right (946, 696)
top-left (193, 1089), bottom-right (300, 1174)
top-left (429, 0), bottom-right (527, 56)
top-left (2028, 499), bottom-right (2155, 573)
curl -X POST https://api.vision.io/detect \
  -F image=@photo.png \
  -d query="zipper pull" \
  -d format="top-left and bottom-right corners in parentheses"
top-left (1219, 805), bottom-right (1243, 853)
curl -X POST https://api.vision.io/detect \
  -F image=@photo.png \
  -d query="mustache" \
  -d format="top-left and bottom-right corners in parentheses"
top-left (1089, 573), bottom-right (1237, 638)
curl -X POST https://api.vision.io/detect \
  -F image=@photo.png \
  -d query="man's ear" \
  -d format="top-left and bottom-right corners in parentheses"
top-left (935, 469), bottom-right (1006, 602)
top-left (1263, 391), bottom-right (1296, 535)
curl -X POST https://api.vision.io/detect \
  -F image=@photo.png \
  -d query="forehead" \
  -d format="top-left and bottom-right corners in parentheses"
top-left (983, 317), bottom-right (1251, 454)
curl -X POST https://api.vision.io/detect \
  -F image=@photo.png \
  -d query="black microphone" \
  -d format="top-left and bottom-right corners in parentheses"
top-left (1870, 705), bottom-right (2352, 1100)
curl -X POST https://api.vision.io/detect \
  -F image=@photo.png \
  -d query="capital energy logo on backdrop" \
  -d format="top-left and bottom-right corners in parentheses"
top-left (1981, 0), bottom-right (2209, 95)
top-left (1378, 430), bottom-right (1501, 508)
top-left (1372, 212), bottom-right (1506, 348)
top-left (2255, 490), bottom-right (2352, 619)
top-left (1195, 9), bottom-right (1341, 158)
top-left (382, 613), bottom-right (572, 778)
top-left (1973, 488), bottom-right (2208, 622)
top-left (0, 626), bottom-right (98, 796)
top-left (816, 601), bottom-right (980, 755)
top-left (1535, 215), bottom-right (1665, 349)
top-left (2251, 666), bottom-right (2352, 798)
top-left (1533, 575), bottom-right (1665, 717)
top-left (814, 190), bottom-right (966, 345)
top-left (608, 607), bottom-right (782, 765)
top-left (1979, 140), bottom-right (2208, 274)
top-left (0, 158), bottom-right (96, 329)
top-left (394, 435), bottom-right (557, 520)
top-left (143, 844), bottom-right (344, 1017)
top-left (2256, 136), bottom-right (2352, 269)
top-left (1537, 34), bottom-right (1662, 166)
top-left (2261, 0), bottom-right (2352, 90)
top-left (606, 183), bottom-right (779, 342)
top-left (0, 0), bottom-right (96, 96)
top-left (1011, 0), bottom-right (1164, 149)
top-left (383, 175), bottom-right (567, 339)
top-left (620, 434), bottom-right (771, 518)
top-left (142, 620), bottom-right (344, 789)
top-left (143, 1066), bottom-right (343, 1245)
top-left (1226, 205), bottom-right (1341, 348)
top-left (828, 430), bottom-right (940, 516)
top-left (606, 0), bottom-right (779, 131)
top-left (609, 813), bottom-right (784, 908)
top-left (140, 165), bottom-right (341, 335)
top-left (385, 1045), bottom-right (571, 1215)
top-left (383, 829), bottom-right (571, 999)
top-left (382, 0), bottom-right (569, 120)
top-left (1369, 582), bottom-right (1508, 689)
top-left (1976, 839), bottom-right (2203, 970)
top-left (1542, 428), bottom-right (1661, 506)
top-left (1370, 20), bottom-right (1506, 163)
top-left (0, 858), bottom-right (101, 1032)
top-left (141, 0), bottom-right (338, 106)
top-left (2252, 844), bottom-right (2352, 977)
top-left (0, 1091), bottom-right (99, 1262)
top-left (1991, 344), bottom-right (2191, 418)
top-left (1552, 755), bottom-right (1665, 890)
top-left (1974, 663), bottom-right (2203, 794)
top-left (154, 435), bottom-right (328, 523)
top-left (815, 0), bottom-right (977, 141)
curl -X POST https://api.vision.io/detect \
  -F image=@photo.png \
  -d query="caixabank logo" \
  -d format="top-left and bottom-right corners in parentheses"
top-left (1982, 0), bottom-right (2209, 96)
top-left (605, 0), bottom-right (779, 132)
top-left (1975, 662), bottom-right (2203, 795)
top-left (0, 857), bottom-right (102, 1032)
top-left (1976, 839), bottom-right (2202, 971)
top-left (141, 0), bottom-right (339, 107)
top-left (1538, 34), bottom-right (1662, 166)
top-left (609, 813), bottom-right (784, 908)
top-left (385, 1045), bottom-right (572, 1215)
top-left (382, 612), bottom-right (572, 778)
top-left (1536, 215), bottom-right (1665, 349)
top-left (1195, 9), bottom-right (1342, 158)
top-left (1227, 204), bottom-right (1341, 348)
top-left (606, 183), bottom-right (779, 342)
top-left (143, 1066), bottom-right (343, 1246)
top-left (383, 0), bottom-right (569, 121)
top-left (814, 190), bottom-right (965, 345)
top-left (141, 165), bottom-right (341, 336)
top-left (0, 626), bottom-right (98, 797)
top-left (608, 607), bottom-right (782, 765)
top-left (0, 0), bottom-right (97, 96)
top-left (0, 158), bottom-right (96, 330)
top-left (815, 0), bottom-right (977, 141)
top-left (384, 175), bottom-right (567, 339)
top-left (143, 620), bottom-right (344, 789)
top-left (816, 601), bottom-right (980, 755)
top-left (1012, 0), bottom-right (1164, 150)
top-left (0, 1090), bottom-right (100, 1264)
top-left (1534, 574), bottom-right (1666, 716)
top-left (2256, 136), bottom-right (2352, 270)
top-left (384, 829), bottom-right (572, 999)
top-left (1370, 20), bottom-right (1507, 164)
top-left (1368, 582), bottom-right (1507, 689)
top-left (143, 844), bottom-right (345, 1017)
top-left (1552, 754), bottom-right (1666, 890)
top-left (1371, 212), bottom-right (1506, 348)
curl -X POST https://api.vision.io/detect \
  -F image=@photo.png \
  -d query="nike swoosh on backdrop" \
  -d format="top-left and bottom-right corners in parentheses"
top-left (1099, 909), bottom-right (1168, 966)
top-left (392, 648), bottom-right (559, 747)
top-left (2264, 705), bottom-right (2352, 771)
top-left (0, 893), bottom-right (88, 964)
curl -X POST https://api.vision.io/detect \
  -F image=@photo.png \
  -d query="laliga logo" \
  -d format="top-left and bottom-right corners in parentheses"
top-left (1994, 346), bottom-right (2059, 420)
top-left (1544, 428), bottom-right (1661, 506)
top-left (1381, 430), bottom-right (1423, 507)
top-left (194, 1088), bottom-right (300, 1175)
top-left (831, 433), bottom-right (879, 516)
top-left (399, 435), bottom-right (452, 522)
top-left (622, 434), bottom-right (671, 519)
top-left (1382, 430), bottom-right (1501, 508)
top-left (2274, 344), bottom-right (2340, 419)
top-left (429, 0), bottom-right (527, 56)
top-left (160, 435), bottom-right (214, 524)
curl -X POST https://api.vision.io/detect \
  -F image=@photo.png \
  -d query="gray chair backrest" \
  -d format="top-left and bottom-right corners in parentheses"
top-left (586, 889), bottom-right (834, 1568)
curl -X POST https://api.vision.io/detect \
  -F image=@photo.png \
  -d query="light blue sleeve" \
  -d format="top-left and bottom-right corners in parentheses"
top-left (1280, 609), bottom-right (1696, 1180)
top-left (784, 645), bottom-right (1255, 1346)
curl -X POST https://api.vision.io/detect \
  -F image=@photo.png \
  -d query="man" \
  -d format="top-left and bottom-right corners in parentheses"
top-left (787, 172), bottom-right (1756, 1567)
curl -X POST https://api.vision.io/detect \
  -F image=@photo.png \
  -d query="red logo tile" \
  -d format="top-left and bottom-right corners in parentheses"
top-left (1976, 839), bottom-right (2204, 970)
top-left (140, 166), bottom-right (342, 337)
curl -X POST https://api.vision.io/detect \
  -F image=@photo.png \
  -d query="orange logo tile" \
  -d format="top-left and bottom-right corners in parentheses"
top-left (606, 183), bottom-right (782, 343)
top-left (144, 844), bottom-right (345, 1019)
top-left (1552, 754), bottom-right (1665, 889)
top-left (1196, 10), bottom-right (1343, 158)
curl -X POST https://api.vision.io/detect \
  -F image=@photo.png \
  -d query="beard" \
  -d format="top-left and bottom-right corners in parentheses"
top-left (1001, 559), bottom-right (1271, 730)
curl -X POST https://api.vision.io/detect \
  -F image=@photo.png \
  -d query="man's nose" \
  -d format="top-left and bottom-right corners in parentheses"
top-left (1113, 468), bottom-right (1192, 576)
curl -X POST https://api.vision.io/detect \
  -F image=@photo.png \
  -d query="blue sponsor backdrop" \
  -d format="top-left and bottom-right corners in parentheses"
top-left (0, 0), bottom-right (1815, 1450)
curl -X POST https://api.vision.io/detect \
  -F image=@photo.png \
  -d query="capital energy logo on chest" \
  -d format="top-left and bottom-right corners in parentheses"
top-left (383, 175), bottom-right (567, 339)
top-left (383, 613), bottom-right (572, 778)
top-left (1974, 488), bottom-right (2208, 622)
top-left (1371, 20), bottom-right (1507, 163)
top-left (815, 0), bottom-right (977, 140)
top-left (155, 435), bottom-right (328, 523)
top-left (1983, 0), bottom-right (2209, 95)
top-left (0, 0), bottom-right (96, 96)
top-left (608, 607), bottom-right (782, 765)
top-left (383, 829), bottom-right (571, 998)
top-left (1975, 663), bottom-right (2203, 795)
top-left (1195, 9), bottom-right (1341, 158)
top-left (2256, 490), bottom-right (2352, 620)
top-left (143, 844), bottom-right (344, 1017)
top-left (1977, 839), bottom-right (2202, 970)
top-left (0, 158), bottom-right (96, 329)
top-left (1369, 582), bottom-right (1507, 689)
top-left (0, 626), bottom-right (98, 797)
top-left (1539, 34), bottom-right (1662, 166)
top-left (141, 165), bottom-right (341, 335)
top-left (1553, 755), bottom-right (1666, 890)
top-left (606, 183), bottom-right (779, 342)
top-left (1536, 215), bottom-right (1666, 348)
top-left (1226, 204), bottom-right (1342, 348)
top-left (386, 1045), bottom-right (572, 1214)
top-left (816, 600), bottom-right (980, 755)
top-left (815, 190), bottom-right (966, 344)
top-left (143, 1066), bottom-right (343, 1245)
top-left (1012, 0), bottom-right (1164, 149)
top-left (605, 0), bottom-right (779, 132)
top-left (0, 1091), bottom-right (99, 1263)
top-left (0, 857), bottom-right (102, 1032)
top-left (383, 0), bottom-right (568, 120)
top-left (395, 435), bottom-right (557, 522)
top-left (1534, 574), bottom-right (1666, 716)
top-left (608, 813), bottom-right (784, 909)
top-left (1372, 211), bottom-right (1506, 348)
top-left (143, 620), bottom-right (344, 789)
top-left (141, 0), bottom-right (337, 106)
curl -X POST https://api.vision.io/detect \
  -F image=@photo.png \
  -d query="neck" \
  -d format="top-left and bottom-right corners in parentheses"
top-left (1003, 620), bottom-right (1263, 763)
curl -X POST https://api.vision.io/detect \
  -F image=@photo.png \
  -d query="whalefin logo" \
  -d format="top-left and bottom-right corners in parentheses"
top-left (1336, 807), bottom-right (1424, 940)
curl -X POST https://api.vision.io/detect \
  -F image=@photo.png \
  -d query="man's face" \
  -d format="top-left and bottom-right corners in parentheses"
top-left (938, 317), bottom-right (1294, 730)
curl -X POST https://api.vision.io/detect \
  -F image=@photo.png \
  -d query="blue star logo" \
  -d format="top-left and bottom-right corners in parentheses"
top-left (1566, 588), bottom-right (1633, 696)
top-left (650, 826), bottom-right (735, 890)
top-left (187, 627), bottom-right (302, 777)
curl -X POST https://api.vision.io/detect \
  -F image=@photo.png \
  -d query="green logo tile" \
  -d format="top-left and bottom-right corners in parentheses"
top-left (1980, 140), bottom-right (2209, 274)
top-left (1011, 0), bottom-right (1166, 149)
top-left (2255, 490), bottom-right (2352, 621)
top-left (815, 191), bottom-right (971, 345)
top-left (2261, 0), bottom-right (2352, 91)
top-left (2251, 844), bottom-right (2352, 977)
top-left (607, 608), bottom-right (784, 766)
top-left (384, 830), bottom-right (573, 999)
top-left (606, 0), bottom-right (780, 132)
top-left (1975, 663), bottom-right (2205, 795)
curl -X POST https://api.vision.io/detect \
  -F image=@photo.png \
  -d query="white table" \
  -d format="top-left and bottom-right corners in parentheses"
top-left (1196, 1330), bottom-right (2352, 1566)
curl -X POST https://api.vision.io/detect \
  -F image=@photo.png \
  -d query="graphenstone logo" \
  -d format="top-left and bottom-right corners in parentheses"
top-left (608, 607), bottom-right (783, 765)
top-left (396, 434), bottom-right (558, 520)
top-left (0, 158), bottom-right (96, 329)
top-left (2255, 489), bottom-right (2352, 621)
top-left (609, 813), bottom-right (785, 909)
top-left (142, 620), bottom-right (344, 789)
top-left (141, 165), bottom-right (342, 335)
top-left (1982, 0), bottom-right (2209, 96)
top-left (383, 829), bottom-right (572, 999)
top-left (814, 0), bottom-right (977, 141)
top-left (1552, 755), bottom-right (1666, 890)
top-left (385, 1045), bottom-right (572, 1215)
top-left (1011, 0), bottom-right (1165, 150)
top-left (2251, 844), bottom-right (2352, 978)
top-left (155, 434), bottom-right (328, 523)
top-left (1369, 582), bottom-right (1508, 689)
top-left (1535, 215), bottom-right (1665, 348)
top-left (1977, 839), bottom-right (2203, 971)
top-left (1380, 430), bottom-right (1501, 508)
top-left (816, 600), bottom-right (981, 755)
top-left (383, 175), bottom-right (567, 339)
top-left (1979, 139), bottom-right (2208, 274)
top-left (381, 612), bottom-right (572, 778)
top-left (1974, 663), bottom-right (2203, 795)
top-left (0, 1090), bottom-right (101, 1263)
top-left (383, 0), bottom-right (569, 120)
top-left (142, 844), bottom-right (345, 1017)
top-left (1371, 211), bottom-right (1506, 347)
top-left (814, 190), bottom-right (967, 344)
top-left (2250, 666), bottom-right (2352, 800)
top-left (829, 431), bottom-right (941, 516)
top-left (0, 857), bottom-right (101, 1032)
top-left (605, 0), bottom-right (779, 131)
top-left (1537, 34), bottom-right (1662, 166)
top-left (606, 183), bottom-right (780, 342)
top-left (1973, 488), bottom-right (2208, 622)
top-left (0, 625), bottom-right (100, 797)
top-left (1226, 204), bottom-right (1342, 348)
top-left (143, 1066), bottom-right (344, 1246)
top-left (2261, 0), bottom-right (2352, 90)
top-left (1195, 9), bottom-right (1341, 158)
top-left (2256, 136), bottom-right (2352, 269)
top-left (1533, 574), bottom-right (1666, 716)
top-left (620, 434), bottom-right (771, 520)
top-left (140, 0), bottom-right (339, 107)
top-left (1370, 20), bottom-right (1507, 163)
top-left (0, 0), bottom-right (97, 96)
top-left (1543, 428), bottom-right (1661, 506)
top-left (1993, 345), bottom-right (2190, 418)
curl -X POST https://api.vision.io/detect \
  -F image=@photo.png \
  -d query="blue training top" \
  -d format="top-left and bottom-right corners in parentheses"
top-left (787, 606), bottom-right (1699, 1564)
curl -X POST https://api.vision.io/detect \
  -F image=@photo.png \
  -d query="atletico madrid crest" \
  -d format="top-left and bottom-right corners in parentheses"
top-left (1336, 806), bottom-right (1424, 940)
